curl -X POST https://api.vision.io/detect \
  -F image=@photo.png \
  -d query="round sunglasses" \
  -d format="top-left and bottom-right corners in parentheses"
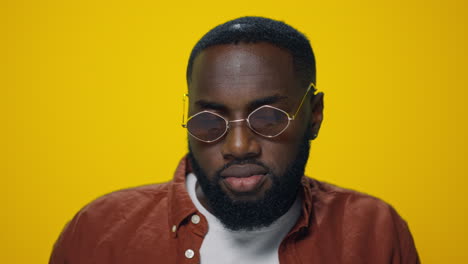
top-left (182, 83), bottom-right (316, 143)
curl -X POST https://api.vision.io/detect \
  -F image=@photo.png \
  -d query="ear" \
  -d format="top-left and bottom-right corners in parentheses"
top-left (309, 92), bottom-right (324, 140)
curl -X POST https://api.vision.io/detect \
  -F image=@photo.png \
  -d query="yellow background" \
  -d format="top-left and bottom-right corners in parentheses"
top-left (2, 0), bottom-right (467, 263)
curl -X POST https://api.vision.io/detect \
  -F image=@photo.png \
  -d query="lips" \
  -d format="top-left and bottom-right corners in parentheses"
top-left (220, 164), bottom-right (268, 178)
top-left (220, 164), bottom-right (268, 193)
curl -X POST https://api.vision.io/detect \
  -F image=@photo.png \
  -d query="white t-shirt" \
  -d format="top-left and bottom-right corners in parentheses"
top-left (186, 173), bottom-right (302, 264)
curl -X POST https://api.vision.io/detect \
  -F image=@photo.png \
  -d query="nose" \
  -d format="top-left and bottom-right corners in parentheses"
top-left (221, 120), bottom-right (261, 161)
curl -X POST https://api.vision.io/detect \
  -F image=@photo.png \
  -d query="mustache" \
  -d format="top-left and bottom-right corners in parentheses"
top-left (214, 159), bottom-right (272, 179)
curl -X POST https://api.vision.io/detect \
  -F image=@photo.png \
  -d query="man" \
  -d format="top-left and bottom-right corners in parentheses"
top-left (50, 16), bottom-right (420, 263)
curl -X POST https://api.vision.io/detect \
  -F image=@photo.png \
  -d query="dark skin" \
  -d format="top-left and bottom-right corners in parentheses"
top-left (188, 42), bottom-right (324, 213)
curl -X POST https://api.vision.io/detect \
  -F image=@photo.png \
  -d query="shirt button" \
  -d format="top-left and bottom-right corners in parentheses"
top-left (171, 225), bottom-right (177, 232)
top-left (191, 214), bottom-right (201, 224)
top-left (185, 249), bottom-right (195, 259)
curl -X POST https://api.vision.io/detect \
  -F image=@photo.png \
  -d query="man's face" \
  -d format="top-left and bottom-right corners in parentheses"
top-left (187, 42), bottom-right (320, 230)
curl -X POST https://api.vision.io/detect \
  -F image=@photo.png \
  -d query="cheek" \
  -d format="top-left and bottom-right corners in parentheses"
top-left (260, 123), bottom-right (309, 173)
top-left (260, 141), bottom-right (301, 175)
top-left (189, 139), bottom-right (224, 176)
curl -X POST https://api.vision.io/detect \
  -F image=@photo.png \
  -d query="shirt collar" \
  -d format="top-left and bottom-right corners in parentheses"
top-left (167, 155), bottom-right (198, 237)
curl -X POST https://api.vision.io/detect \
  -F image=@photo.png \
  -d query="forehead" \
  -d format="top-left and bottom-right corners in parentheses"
top-left (189, 43), bottom-right (298, 105)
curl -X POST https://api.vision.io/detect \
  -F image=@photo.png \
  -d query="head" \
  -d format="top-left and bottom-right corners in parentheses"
top-left (185, 16), bottom-right (324, 230)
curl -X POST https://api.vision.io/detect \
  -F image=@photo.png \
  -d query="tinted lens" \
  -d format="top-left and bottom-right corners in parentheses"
top-left (249, 106), bottom-right (290, 137)
top-left (187, 112), bottom-right (227, 142)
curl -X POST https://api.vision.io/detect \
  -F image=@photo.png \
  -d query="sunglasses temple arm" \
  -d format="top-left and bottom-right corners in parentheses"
top-left (182, 93), bottom-right (188, 128)
top-left (292, 83), bottom-right (316, 119)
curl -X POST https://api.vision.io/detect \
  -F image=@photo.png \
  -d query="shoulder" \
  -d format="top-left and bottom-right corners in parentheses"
top-left (50, 181), bottom-right (178, 263)
top-left (67, 182), bottom-right (174, 238)
top-left (66, 181), bottom-right (173, 228)
top-left (79, 182), bottom-right (172, 219)
top-left (303, 178), bottom-right (419, 263)
top-left (302, 177), bottom-right (414, 238)
top-left (50, 182), bottom-right (174, 263)
top-left (302, 177), bottom-right (419, 263)
top-left (304, 177), bottom-right (399, 217)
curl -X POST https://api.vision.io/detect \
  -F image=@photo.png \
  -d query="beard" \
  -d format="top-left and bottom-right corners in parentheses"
top-left (187, 127), bottom-right (312, 231)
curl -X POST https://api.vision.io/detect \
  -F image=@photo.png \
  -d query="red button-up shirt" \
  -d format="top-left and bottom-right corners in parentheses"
top-left (50, 156), bottom-right (420, 263)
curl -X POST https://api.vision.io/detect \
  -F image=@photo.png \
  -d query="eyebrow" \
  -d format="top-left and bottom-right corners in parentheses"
top-left (194, 94), bottom-right (288, 112)
top-left (247, 94), bottom-right (288, 111)
top-left (194, 100), bottom-right (228, 112)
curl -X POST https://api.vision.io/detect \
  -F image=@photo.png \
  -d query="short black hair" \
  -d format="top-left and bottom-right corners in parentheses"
top-left (186, 16), bottom-right (316, 88)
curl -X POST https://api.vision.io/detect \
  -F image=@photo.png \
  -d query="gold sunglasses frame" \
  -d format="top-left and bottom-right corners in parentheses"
top-left (182, 82), bottom-right (316, 143)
